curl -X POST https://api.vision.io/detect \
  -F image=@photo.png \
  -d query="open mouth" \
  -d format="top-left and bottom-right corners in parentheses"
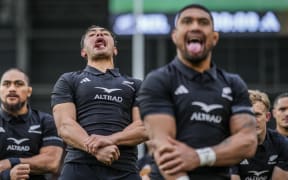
top-left (186, 37), bottom-right (203, 54)
top-left (94, 38), bottom-right (106, 49)
top-left (6, 96), bottom-right (19, 102)
top-left (7, 94), bottom-right (19, 98)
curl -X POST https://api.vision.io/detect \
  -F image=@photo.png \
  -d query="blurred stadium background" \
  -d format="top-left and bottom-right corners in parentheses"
top-left (0, 0), bottom-right (288, 129)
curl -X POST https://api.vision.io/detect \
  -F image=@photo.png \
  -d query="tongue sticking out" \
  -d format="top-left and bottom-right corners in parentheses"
top-left (95, 42), bottom-right (105, 48)
top-left (187, 42), bottom-right (201, 53)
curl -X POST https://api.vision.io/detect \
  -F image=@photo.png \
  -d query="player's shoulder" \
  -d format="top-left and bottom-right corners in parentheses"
top-left (60, 69), bottom-right (84, 79)
top-left (217, 68), bottom-right (242, 81)
top-left (31, 108), bottom-right (52, 117)
top-left (29, 108), bottom-right (54, 123)
top-left (119, 74), bottom-right (142, 90)
top-left (267, 129), bottom-right (287, 141)
top-left (146, 63), bottom-right (173, 80)
top-left (121, 74), bottom-right (142, 84)
top-left (56, 70), bottom-right (88, 86)
top-left (266, 128), bottom-right (288, 150)
top-left (216, 67), bottom-right (247, 87)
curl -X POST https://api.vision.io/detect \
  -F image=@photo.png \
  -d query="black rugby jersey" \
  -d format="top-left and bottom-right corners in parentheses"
top-left (0, 107), bottom-right (63, 180)
top-left (231, 129), bottom-right (288, 179)
top-left (51, 65), bottom-right (141, 172)
top-left (138, 57), bottom-right (253, 177)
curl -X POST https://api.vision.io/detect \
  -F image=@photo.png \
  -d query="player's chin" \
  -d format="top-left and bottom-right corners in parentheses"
top-left (256, 129), bottom-right (262, 134)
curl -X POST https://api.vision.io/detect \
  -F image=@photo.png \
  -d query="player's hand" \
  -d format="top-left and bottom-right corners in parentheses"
top-left (10, 163), bottom-right (30, 180)
top-left (94, 145), bottom-right (120, 165)
top-left (152, 138), bottom-right (179, 179)
top-left (84, 134), bottom-right (115, 154)
top-left (0, 159), bottom-right (11, 172)
top-left (158, 137), bottom-right (199, 175)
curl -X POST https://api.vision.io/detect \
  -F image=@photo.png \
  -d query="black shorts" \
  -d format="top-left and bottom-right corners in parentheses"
top-left (59, 163), bottom-right (141, 180)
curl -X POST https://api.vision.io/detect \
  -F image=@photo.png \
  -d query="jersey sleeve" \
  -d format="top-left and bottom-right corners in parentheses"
top-left (230, 165), bottom-right (240, 175)
top-left (51, 72), bottom-right (75, 108)
top-left (132, 78), bottom-right (142, 107)
top-left (41, 112), bottom-right (64, 148)
top-left (137, 69), bottom-right (175, 118)
top-left (229, 74), bottom-right (253, 115)
top-left (276, 135), bottom-right (288, 170)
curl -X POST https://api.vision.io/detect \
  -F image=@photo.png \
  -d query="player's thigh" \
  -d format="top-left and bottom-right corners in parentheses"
top-left (58, 163), bottom-right (99, 180)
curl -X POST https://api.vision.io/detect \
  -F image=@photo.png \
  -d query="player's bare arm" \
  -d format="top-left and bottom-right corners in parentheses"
top-left (53, 102), bottom-right (120, 163)
top-left (0, 159), bottom-right (12, 172)
top-left (144, 114), bottom-right (189, 179)
top-left (53, 102), bottom-right (91, 151)
top-left (271, 166), bottom-right (288, 180)
top-left (19, 146), bottom-right (63, 174)
top-left (213, 113), bottom-right (257, 165)
top-left (156, 114), bottom-right (257, 176)
top-left (144, 113), bottom-right (176, 151)
top-left (84, 106), bottom-right (147, 155)
top-left (231, 174), bottom-right (241, 180)
top-left (107, 107), bottom-right (148, 146)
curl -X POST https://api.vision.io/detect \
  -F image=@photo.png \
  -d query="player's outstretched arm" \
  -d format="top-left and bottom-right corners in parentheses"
top-left (53, 102), bottom-right (90, 151)
top-left (213, 113), bottom-right (257, 166)
top-left (108, 107), bottom-right (148, 146)
top-left (271, 166), bottom-right (288, 180)
top-left (231, 174), bottom-right (241, 180)
top-left (20, 145), bottom-right (63, 174)
top-left (156, 113), bottom-right (257, 176)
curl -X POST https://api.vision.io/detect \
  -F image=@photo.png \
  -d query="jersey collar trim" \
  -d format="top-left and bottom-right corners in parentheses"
top-left (172, 57), bottom-right (218, 80)
top-left (84, 65), bottom-right (121, 77)
top-left (0, 106), bottom-right (32, 122)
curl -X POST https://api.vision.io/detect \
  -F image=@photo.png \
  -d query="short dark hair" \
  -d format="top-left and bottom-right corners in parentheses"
top-left (174, 4), bottom-right (214, 28)
top-left (80, 25), bottom-right (118, 49)
top-left (1, 68), bottom-right (30, 85)
top-left (273, 92), bottom-right (288, 108)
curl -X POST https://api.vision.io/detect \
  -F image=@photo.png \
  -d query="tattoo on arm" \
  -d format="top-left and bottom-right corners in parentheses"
top-left (241, 120), bottom-right (255, 129)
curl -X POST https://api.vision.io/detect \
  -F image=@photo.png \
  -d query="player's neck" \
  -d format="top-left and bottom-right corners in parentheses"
top-left (258, 130), bottom-right (266, 145)
top-left (88, 58), bottom-right (114, 73)
top-left (276, 126), bottom-right (288, 137)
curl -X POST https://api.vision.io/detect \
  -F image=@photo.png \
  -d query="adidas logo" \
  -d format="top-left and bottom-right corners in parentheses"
top-left (174, 85), bottom-right (189, 95)
top-left (240, 159), bottom-right (249, 165)
top-left (0, 127), bottom-right (5, 133)
top-left (80, 77), bottom-right (91, 84)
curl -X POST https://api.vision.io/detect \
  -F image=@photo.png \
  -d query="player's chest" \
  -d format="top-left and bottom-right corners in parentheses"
top-left (171, 81), bottom-right (233, 114)
top-left (76, 77), bottom-right (136, 103)
top-left (0, 122), bottom-right (43, 153)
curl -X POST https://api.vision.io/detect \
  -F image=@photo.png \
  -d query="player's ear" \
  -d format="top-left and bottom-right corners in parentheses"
top-left (113, 47), bottom-right (118, 56)
top-left (81, 49), bottom-right (87, 58)
top-left (266, 112), bottom-right (271, 122)
top-left (212, 31), bottom-right (219, 47)
top-left (27, 86), bottom-right (32, 98)
top-left (171, 29), bottom-right (177, 44)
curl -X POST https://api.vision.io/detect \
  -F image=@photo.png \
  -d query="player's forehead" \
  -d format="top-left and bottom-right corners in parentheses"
top-left (179, 8), bottom-right (211, 21)
top-left (86, 27), bottom-right (111, 35)
top-left (277, 97), bottom-right (288, 107)
top-left (1, 70), bottom-right (26, 82)
top-left (253, 101), bottom-right (266, 111)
